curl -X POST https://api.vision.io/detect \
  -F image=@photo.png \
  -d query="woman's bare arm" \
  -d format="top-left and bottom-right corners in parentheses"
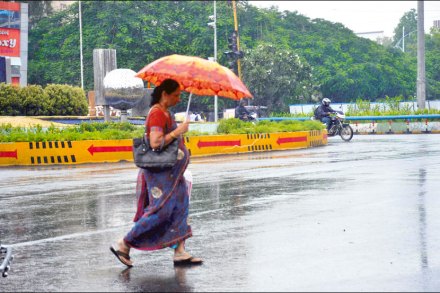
top-left (149, 118), bottom-right (190, 149)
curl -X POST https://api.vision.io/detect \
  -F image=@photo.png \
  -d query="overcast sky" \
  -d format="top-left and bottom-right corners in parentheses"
top-left (249, 1), bottom-right (440, 38)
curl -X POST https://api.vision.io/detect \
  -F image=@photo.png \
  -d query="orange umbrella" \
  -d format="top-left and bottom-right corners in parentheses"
top-left (135, 54), bottom-right (253, 101)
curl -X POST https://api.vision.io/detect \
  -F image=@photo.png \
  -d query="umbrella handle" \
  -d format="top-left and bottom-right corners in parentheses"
top-left (185, 92), bottom-right (192, 120)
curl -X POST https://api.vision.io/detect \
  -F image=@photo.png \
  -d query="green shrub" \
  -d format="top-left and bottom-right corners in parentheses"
top-left (0, 83), bottom-right (22, 115)
top-left (0, 122), bottom-right (145, 142)
top-left (217, 118), bottom-right (324, 134)
top-left (0, 83), bottom-right (89, 116)
top-left (270, 111), bottom-right (314, 118)
top-left (0, 119), bottom-right (325, 142)
top-left (44, 84), bottom-right (88, 116)
top-left (20, 85), bottom-right (52, 116)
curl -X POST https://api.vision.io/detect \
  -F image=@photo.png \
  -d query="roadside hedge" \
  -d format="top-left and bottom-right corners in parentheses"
top-left (0, 83), bottom-right (88, 116)
top-left (0, 119), bottom-right (325, 142)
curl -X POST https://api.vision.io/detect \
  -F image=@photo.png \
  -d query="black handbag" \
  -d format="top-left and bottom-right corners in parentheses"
top-left (132, 135), bottom-right (178, 170)
top-left (132, 106), bottom-right (179, 170)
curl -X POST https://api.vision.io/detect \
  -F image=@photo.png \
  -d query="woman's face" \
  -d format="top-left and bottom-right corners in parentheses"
top-left (163, 87), bottom-right (182, 107)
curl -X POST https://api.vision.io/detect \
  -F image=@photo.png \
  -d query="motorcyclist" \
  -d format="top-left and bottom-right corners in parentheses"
top-left (235, 100), bottom-right (254, 121)
top-left (314, 98), bottom-right (338, 131)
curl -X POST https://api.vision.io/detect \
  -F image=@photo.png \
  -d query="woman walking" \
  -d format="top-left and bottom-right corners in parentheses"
top-left (110, 79), bottom-right (202, 267)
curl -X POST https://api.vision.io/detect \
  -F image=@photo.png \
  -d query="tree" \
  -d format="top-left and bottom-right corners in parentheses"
top-left (392, 9), bottom-right (417, 55)
top-left (26, 1), bottom-right (422, 112)
top-left (14, 1), bottom-right (53, 29)
top-left (28, 1), bottom-right (227, 91)
top-left (241, 43), bottom-right (315, 112)
top-left (425, 29), bottom-right (440, 99)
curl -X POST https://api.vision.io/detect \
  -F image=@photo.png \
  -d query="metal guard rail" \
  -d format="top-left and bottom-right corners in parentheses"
top-left (259, 114), bottom-right (440, 122)
top-left (0, 244), bottom-right (13, 277)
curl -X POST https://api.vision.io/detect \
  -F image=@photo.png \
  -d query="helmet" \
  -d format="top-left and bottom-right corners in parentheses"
top-left (322, 98), bottom-right (331, 106)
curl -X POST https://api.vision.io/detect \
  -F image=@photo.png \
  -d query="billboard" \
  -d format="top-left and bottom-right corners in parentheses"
top-left (0, 1), bottom-right (20, 57)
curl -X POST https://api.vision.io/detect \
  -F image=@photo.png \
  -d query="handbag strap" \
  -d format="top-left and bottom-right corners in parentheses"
top-left (145, 105), bottom-right (176, 150)
top-left (145, 105), bottom-right (171, 136)
top-left (144, 105), bottom-right (177, 151)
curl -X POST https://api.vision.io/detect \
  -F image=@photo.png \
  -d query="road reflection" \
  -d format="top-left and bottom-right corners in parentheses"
top-left (116, 266), bottom-right (195, 292)
top-left (1, 135), bottom-right (440, 291)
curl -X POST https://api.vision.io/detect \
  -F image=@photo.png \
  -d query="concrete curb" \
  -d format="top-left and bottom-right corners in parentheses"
top-left (350, 121), bottom-right (440, 135)
top-left (0, 130), bottom-right (327, 167)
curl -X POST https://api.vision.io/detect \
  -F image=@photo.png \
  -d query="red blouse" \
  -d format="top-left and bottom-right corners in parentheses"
top-left (146, 105), bottom-right (173, 137)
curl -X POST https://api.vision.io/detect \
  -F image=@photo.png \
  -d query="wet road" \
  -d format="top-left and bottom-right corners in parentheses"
top-left (1, 134), bottom-right (440, 292)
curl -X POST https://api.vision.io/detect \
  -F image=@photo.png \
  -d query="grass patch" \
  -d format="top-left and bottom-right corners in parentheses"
top-left (0, 122), bottom-right (145, 142)
top-left (0, 119), bottom-right (325, 142)
top-left (217, 118), bottom-right (324, 134)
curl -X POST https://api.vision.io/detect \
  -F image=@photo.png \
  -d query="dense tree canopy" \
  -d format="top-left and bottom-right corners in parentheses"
top-left (426, 29), bottom-right (440, 100)
top-left (391, 8), bottom-right (440, 100)
top-left (26, 1), bottom-right (439, 113)
top-left (241, 43), bottom-right (316, 112)
top-left (15, 0), bottom-right (53, 29)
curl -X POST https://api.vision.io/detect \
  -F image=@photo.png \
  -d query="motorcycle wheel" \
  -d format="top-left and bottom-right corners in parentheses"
top-left (340, 125), bottom-right (353, 141)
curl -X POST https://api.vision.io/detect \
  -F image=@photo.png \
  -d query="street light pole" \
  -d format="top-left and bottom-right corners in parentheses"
top-left (394, 29), bottom-right (417, 52)
top-left (402, 26), bottom-right (405, 53)
top-left (208, 1), bottom-right (218, 122)
top-left (79, 1), bottom-right (84, 89)
top-left (214, 0), bottom-right (218, 122)
top-left (417, 0), bottom-right (426, 109)
top-left (214, 1), bottom-right (217, 63)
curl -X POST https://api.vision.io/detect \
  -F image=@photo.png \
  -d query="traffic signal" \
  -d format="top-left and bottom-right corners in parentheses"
top-left (223, 51), bottom-right (235, 59)
top-left (223, 49), bottom-right (244, 60)
top-left (228, 30), bottom-right (238, 52)
top-left (224, 30), bottom-right (244, 69)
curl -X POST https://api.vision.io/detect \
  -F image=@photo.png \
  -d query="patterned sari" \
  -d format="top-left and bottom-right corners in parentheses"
top-left (124, 106), bottom-right (192, 250)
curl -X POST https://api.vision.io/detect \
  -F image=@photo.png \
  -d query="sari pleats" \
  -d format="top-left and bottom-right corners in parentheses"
top-left (124, 138), bottom-right (192, 251)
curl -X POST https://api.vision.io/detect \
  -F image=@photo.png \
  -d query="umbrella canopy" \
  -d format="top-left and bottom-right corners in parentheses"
top-left (135, 54), bottom-right (252, 100)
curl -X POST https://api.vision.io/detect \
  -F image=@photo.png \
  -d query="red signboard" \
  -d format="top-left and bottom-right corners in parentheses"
top-left (0, 28), bottom-right (20, 57)
top-left (0, 1), bottom-right (21, 57)
top-left (0, 2), bottom-right (20, 11)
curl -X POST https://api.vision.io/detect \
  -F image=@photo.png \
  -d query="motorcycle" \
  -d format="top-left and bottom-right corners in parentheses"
top-left (242, 111), bottom-right (257, 122)
top-left (327, 111), bottom-right (354, 141)
top-left (312, 111), bottom-right (353, 141)
top-left (0, 242), bottom-right (13, 277)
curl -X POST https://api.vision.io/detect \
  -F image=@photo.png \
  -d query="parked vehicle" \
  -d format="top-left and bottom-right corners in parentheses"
top-left (0, 242), bottom-right (13, 277)
top-left (223, 105), bottom-right (268, 120)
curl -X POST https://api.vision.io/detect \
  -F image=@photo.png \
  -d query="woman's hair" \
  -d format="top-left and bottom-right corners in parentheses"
top-left (150, 79), bottom-right (180, 106)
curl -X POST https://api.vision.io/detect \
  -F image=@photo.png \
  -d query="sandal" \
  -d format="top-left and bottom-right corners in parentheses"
top-left (110, 246), bottom-right (133, 267)
top-left (173, 252), bottom-right (203, 266)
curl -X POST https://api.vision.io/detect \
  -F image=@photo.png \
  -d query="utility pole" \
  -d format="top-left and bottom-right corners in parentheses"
top-left (231, 0), bottom-right (241, 79)
top-left (417, 0), bottom-right (426, 109)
